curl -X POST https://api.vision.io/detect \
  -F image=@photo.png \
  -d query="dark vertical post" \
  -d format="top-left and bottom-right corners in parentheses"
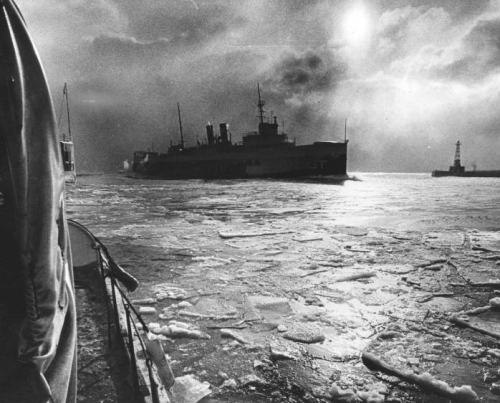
top-left (344, 118), bottom-right (347, 143)
top-left (177, 103), bottom-right (184, 148)
top-left (64, 83), bottom-right (72, 142)
top-left (125, 303), bottom-right (140, 396)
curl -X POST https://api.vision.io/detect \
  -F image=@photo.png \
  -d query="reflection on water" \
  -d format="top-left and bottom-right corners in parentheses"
top-left (66, 173), bottom-right (500, 234)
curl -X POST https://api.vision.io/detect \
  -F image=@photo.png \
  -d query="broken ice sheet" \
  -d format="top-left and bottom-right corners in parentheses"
top-left (151, 283), bottom-right (188, 300)
top-left (170, 374), bottom-right (211, 403)
top-left (362, 324), bottom-right (490, 401)
top-left (218, 229), bottom-right (292, 239)
top-left (293, 232), bottom-right (325, 243)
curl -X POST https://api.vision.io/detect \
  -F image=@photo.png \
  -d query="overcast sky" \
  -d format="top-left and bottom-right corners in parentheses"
top-left (15, 0), bottom-right (500, 172)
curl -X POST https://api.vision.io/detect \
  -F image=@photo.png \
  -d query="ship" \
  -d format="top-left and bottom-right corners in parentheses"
top-left (58, 83), bottom-right (77, 183)
top-left (432, 141), bottom-right (500, 177)
top-left (132, 84), bottom-right (348, 179)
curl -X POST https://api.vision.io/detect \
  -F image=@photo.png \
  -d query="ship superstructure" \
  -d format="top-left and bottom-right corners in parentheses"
top-left (133, 85), bottom-right (348, 179)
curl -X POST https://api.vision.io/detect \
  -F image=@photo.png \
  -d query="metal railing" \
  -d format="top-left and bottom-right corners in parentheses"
top-left (71, 220), bottom-right (170, 403)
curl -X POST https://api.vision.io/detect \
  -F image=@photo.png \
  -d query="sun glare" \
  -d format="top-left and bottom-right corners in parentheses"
top-left (343, 5), bottom-right (371, 47)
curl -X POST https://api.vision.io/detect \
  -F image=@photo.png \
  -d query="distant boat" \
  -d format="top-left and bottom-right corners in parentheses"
top-left (119, 159), bottom-right (131, 173)
top-left (432, 141), bottom-right (500, 177)
top-left (132, 84), bottom-right (348, 180)
top-left (58, 83), bottom-right (77, 183)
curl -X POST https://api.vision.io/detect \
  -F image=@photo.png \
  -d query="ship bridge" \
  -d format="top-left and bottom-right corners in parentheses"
top-left (242, 117), bottom-right (294, 147)
top-left (242, 130), bottom-right (293, 147)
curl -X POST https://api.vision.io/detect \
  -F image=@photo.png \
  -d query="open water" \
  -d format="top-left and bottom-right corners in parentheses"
top-left (66, 172), bottom-right (500, 236)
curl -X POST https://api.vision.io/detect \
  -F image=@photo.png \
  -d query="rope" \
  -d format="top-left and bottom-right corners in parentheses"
top-left (113, 280), bottom-right (149, 333)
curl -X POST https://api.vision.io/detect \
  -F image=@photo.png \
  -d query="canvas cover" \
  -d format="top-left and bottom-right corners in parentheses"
top-left (0, 1), bottom-right (77, 402)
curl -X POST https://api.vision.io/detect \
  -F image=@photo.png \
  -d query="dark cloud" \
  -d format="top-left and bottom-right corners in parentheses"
top-left (375, 5), bottom-right (453, 65)
top-left (241, 48), bottom-right (349, 144)
top-left (379, 0), bottom-right (489, 21)
top-left (118, 1), bottom-right (242, 45)
top-left (436, 18), bottom-right (500, 81)
top-left (274, 50), bottom-right (346, 94)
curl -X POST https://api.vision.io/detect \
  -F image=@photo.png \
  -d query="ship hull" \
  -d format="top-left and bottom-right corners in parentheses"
top-left (133, 141), bottom-right (347, 180)
top-left (432, 170), bottom-right (500, 178)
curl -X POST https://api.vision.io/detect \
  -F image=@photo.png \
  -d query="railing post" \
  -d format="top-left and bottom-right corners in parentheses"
top-left (146, 358), bottom-right (161, 403)
top-left (125, 302), bottom-right (140, 396)
top-left (96, 245), bottom-right (113, 347)
top-left (110, 277), bottom-right (121, 338)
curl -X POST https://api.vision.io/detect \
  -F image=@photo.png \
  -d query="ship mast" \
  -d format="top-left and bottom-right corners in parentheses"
top-left (177, 103), bottom-right (184, 149)
top-left (344, 118), bottom-right (347, 143)
top-left (257, 82), bottom-right (265, 124)
top-left (64, 83), bottom-right (72, 142)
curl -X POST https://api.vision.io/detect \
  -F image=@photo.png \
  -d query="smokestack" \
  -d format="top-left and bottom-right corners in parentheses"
top-left (219, 123), bottom-right (228, 143)
top-left (206, 124), bottom-right (214, 145)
